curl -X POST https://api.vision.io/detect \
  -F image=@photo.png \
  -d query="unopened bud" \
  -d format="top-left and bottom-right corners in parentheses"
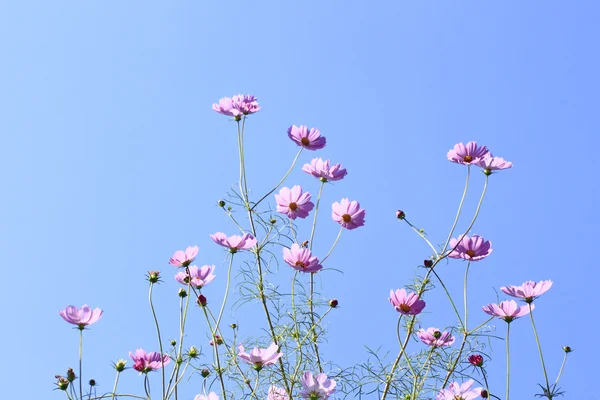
top-left (57, 377), bottom-right (69, 391)
top-left (114, 359), bottom-right (127, 372)
top-left (147, 270), bottom-right (160, 283)
top-left (329, 299), bottom-right (339, 308)
top-left (563, 346), bottom-right (573, 353)
top-left (270, 218), bottom-right (277, 224)
top-left (396, 210), bottom-right (405, 220)
top-left (210, 335), bottom-right (224, 346)
top-left (197, 294), bottom-right (207, 307)
top-left (218, 200), bottom-right (226, 207)
top-left (230, 323), bottom-right (237, 329)
top-left (170, 340), bottom-right (177, 347)
top-left (481, 389), bottom-right (488, 398)
top-left (66, 368), bottom-right (76, 382)
top-left (201, 368), bottom-right (210, 378)
top-left (178, 288), bottom-right (188, 298)
top-left (483, 168), bottom-right (492, 176)
top-left (89, 379), bottom-right (96, 387)
top-left (188, 346), bottom-right (199, 358)
top-left (424, 259), bottom-right (433, 268)
top-left (433, 330), bottom-right (441, 339)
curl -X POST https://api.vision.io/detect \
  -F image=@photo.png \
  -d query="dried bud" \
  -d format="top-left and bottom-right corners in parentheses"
top-left (563, 346), bottom-right (572, 353)
top-left (328, 299), bottom-right (339, 308)
top-left (178, 288), bottom-right (188, 298)
top-left (188, 346), bottom-right (199, 358)
top-left (147, 270), bottom-right (160, 283)
top-left (396, 210), bottom-right (405, 220)
top-left (201, 368), bottom-right (210, 378)
top-left (468, 354), bottom-right (484, 367)
top-left (114, 359), bottom-right (127, 372)
top-left (197, 294), bottom-right (207, 307)
top-left (424, 259), bottom-right (433, 268)
top-left (66, 368), bottom-right (76, 382)
top-left (88, 379), bottom-right (96, 387)
top-left (218, 200), bottom-right (226, 207)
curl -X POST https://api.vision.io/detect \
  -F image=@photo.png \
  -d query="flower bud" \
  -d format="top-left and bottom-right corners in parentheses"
top-left (481, 389), bottom-right (489, 398)
top-left (89, 379), bottom-right (96, 387)
top-left (188, 346), bottom-right (199, 358)
top-left (218, 200), bottom-right (226, 207)
top-left (468, 354), bottom-right (484, 367)
top-left (178, 288), bottom-right (188, 298)
top-left (56, 377), bottom-right (69, 391)
top-left (170, 340), bottom-right (177, 347)
top-left (114, 359), bottom-right (127, 372)
top-left (230, 323), bottom-right (237, 329)
top-left (201, 368), bottom-right (210, 378)
top-left (329, 299), bottom-right (339, 308)
top-left (197, 294), bottom-right (207, 307)
top-left (396, 210), bottom-right (405, 220)
top-left (66, 368), bottom-right (76, 382)
top-left (270, 218), bottom-right (277, 224)
top-left (147, 270), bottom-right (160, 283)
top-left (563, 346), bottom-right (572, 353)
top-left (483, 168), bottom-right (492, 176)
top-left (424, 259), bottom-right (433, 268)
top-left (209, 335), bottom-right (224, 346)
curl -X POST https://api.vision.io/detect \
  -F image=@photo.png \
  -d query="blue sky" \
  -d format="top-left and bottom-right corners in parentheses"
top-left (1, 1), bottom-right (597, 398)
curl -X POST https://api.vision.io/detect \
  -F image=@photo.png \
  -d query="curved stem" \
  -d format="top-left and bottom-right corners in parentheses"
top-left (79, 329), bottom-right (83, 400)
top-left (429, 268), bottom-right (464, 328)
top-left (215, 254), bottom-right (235, 333)
top-left (404, 219), bottom-right (439, 257)
top-left (320, 227), bottom-right (343, 264)
top-left (441, 334), bottom-right (467, 388)
top-left (529, 305), bottom-right (550, 392)
top-left (148, 283), bottom-right (166, 399)
top-left (251, 148), bottom-right (303, 211)
top-left (250, 371), bottom-right (260, 398)
top-left (554, 353), bottom-right (568, 385)
top-left (441, 166), bottom-right (471, 254)
top-left (381, 319), bottom-right (414, 400)
top-left (506, 323), bottom-right (511, 400)
top-left (412, 349), bottom-right (435, 399)
top-left (144, 374), bottom-right (151, 400)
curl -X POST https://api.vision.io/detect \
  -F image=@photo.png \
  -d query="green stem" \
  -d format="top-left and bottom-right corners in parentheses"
top-left (144, 374), bottom-right (151, 400)
top-left (441, 334), bottom-right (467, 388)
top-left (404, 219), bottom-right (439, 257)
top-left (251, 148), bottom-right (303, 211)
top-left (464, 261), bottom-right (471, 330)
top-left (506, 323), bottom-right (511, 400)
top-left (148, 283), bottom-right (166, 399)
top-left (250, 371), bottom-right (260, 398)
top-left (412, 349), bottom-right (435, 398)
top-left (381, 319), bottom-right (414, 400)
top-left (309, 272), bottom-right (323, 373)
top-left (429, 268), bottom-right (464, 328)
top-left (309, 181), bottom-right (325, 251)
top-left (320, 227), bottom-right (343, 264)
top-left (529, 305), bottom-right (550, 392)
top-left (441, 166), bottom-right (470, 254)
top-left (79, 329), bottom-right (83, 400)
top-left (554, 353), bottom-right (568, 386)
top-left (215, 254), bottom-right (235, 333)
top-left (468, 316), bottom-right (494, 335)
top-left (201, 306), bottom-right (227, 400)
top-left (110, 371), bottom-right (120, 400)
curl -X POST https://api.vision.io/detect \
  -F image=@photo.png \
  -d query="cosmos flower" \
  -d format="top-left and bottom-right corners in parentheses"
top-left (482, 300), bottom-right (534, 323)
top-left (237, 343), bottom-right (283, 370)
top-left (283, 244), bottom-right (323, 273)
top-left (169, 246), bottom-right (199, 267)
top-left (436, 380), bottom-right (483, 400)
top-left (212, 94), bottom-right (260, 118)
top-left (129, 349), bottom-right (171, 373)
top-left (448, 234), bottom-right (492, 261)
top-left (332, 198), bottom-right (365, 230)
top-left (210, 232), bottom-right (257, 253)
top-left (275, 186), bottom-right (314, 219)
top-left (389, 289), bottom-right (426, 315)
top-left (417, 328), bottom-right (455, 347)
top-left (302, 158), bottom-right (347, 182)
top-left (447, 142), bottom-right (490, 165)
top-left (288, 125), bottom-right (326, 150)
top-left (501, 280), bottom-right (553, 303)
top-left (59, 305), bottom-right (103, 329)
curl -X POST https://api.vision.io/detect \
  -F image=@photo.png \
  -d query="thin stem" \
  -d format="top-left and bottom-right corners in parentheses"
top-left (554, 353), bottom-right (568, 385)
top-left (251, 148), bottom-right (303, 211)
top-left (309, 181), bottom-right (325, 251)
top-left (148, 283), bottom-right (166, 400)
top-left (215, 254), bottom-right (235, 334)
top-left (201, 306), bottom-right (227, 400)
top-left (381, 319), bottom-right (414, 400)
top-left (309, 272), bottom-right (323, 373)
top-left (298, 308), bottom-right (333, 348)
top-left (110, 371), bottom-right (121, 400)
top-left (404, 218), bottom-right (439, 257)
top-left (250, 371), bottom-right (260, 398)
top-left (506, 323), bottom-right (511, 400)
top-left (482, 369), bottom-right (491, 400)
top-left (468, 316), bottom-right (495, 335)
top-left (320, 227), bottom-right (343, 264)
top-left (166, 281), bottom-right (191, 398)
top-left (464, 261), bottom-right (471, 330)
top-left (89, 395), bottom-right (147, 400)
top-left (412, 349), bottom-right (435, 398)
top-left (529, 305), bottom-right (550, 392)
top-left (441, 334), bottom-right (468, 388)
top-left (79, 329), bottom-right (83, 400)
top-left (429, 268), bottom-right (464, 329)
top-left (144, 374), bottom-right (151, 400)
top-left (441, 166), bottom-right (471, 254)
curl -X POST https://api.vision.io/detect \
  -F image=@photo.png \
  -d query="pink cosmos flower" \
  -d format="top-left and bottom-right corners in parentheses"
top-left (447, 142), bottom-right (490, 165)
top-left (476, 155), bottom-right (512, 173)
top-left (302, 158), bottom-right (347, 182)
top-left (268, 386), bottom-right (289, 400)
top-left (436, 380), bottom-right (483, 400)
top-left (212, 94), bottom-right (260, 118)
top-left (275, 186), bottom-right (314, 219)
top-left (288, 125), bottom-right (326, 150)
top-left (59, 305), bottom-right (103, 329)
top-left (300, 371), bottom-right (337, 399)
top-left (482, 300), bottom-right (534, 323)
top-left (417, 328), bottom-right (456, 347)
top-left (174, 265), bottom-right (216, 288)
top-left (501, 280), bottom-right (553, 303)
top-left (389, 289), bottom-right (426, 315)
top-left (332, 198), bottom-right (365, 230)
top-left (283, 243), bottom-right (323, 273)
top-left (448, 234), bottom-right (492, 261)
top-left (129, 349), bottom-right (171, 373)
top-left (210, 232), bottom-right (257, 253)
top-left (237, 343), bottom-right (283, 370)
top-left (169, 246), bottom-right (199, 267)
top-left (194, 393), bottom-right (219, 400)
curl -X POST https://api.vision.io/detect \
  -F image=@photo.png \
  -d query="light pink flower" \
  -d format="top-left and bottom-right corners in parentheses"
top-left (302, 158), bottom-right (347, 182)
top-left (300, 371), bottom-right (337, 399)
top-left (283, 243), bottom-right (322, 273)
top-left (59, 305), bottom-right (103, 329)
top-left (288, 125), bottom-right (326, 150)
top-left (174, 265), bottom-right (216, 288)
top-left (476, 155), bottom-right (512, 173)
top-left (268, 386), bottom-right (289, 400)
top-left (447, 142), bottom-right (490, 165)
top-left (129, 349), bottom-right (171, 373)
top-left (482, 300), bottom-right (534, 323)
top-left (194, 393), bottom-right (219, 400)
top-left (332, 198), bottom-right (365, 230)
top-left (417, 328), bottom-right (456, 347)
top-left (448, 234), bottom-right (492, 261)
top-left (212, 94), bottom-right (260, 118)
top-left (275, 186), bottom-right (314, 219)
top-left (237, 343), bottom-right (283, 370)
top-left (436, 379), bottom-right (482, 400)
top-left (169, 246), bottom-right (199, 267)
top-left (501, 280), bottom-right (553, 303)
top-left (389, 289), bottom-right (426, 315)
top-left (210, 232), bottom-right (256, 253)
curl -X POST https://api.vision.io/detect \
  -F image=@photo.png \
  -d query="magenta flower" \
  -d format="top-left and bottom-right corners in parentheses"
top-left (447, 142), bottom-right (490, 165)
top-left (389, 289), bottom-right (426, 315)
top-left (300, 371), bottom-right (337, 399)
top-left (332, 198), bottom-right (365, 230)
top-left (448, 234), bottom-right (492, 261)
top-left (194, 393), bottom-right (219, 400)
top-left (174, 265), bottom-right (216, 288)
top-left (501, 280), bottom-right (553, 303)
top-left (268, 386), bottom-right (289, 400)
top-left (275, 186), bottom-right (314, 219)
top-left (129, 349), bottom-right (171, 373)
top-left (169, 246), bottom-right (199, 267)
top-left (482, 300), bottom-right (534, 323)
top-left (212, 94), bottom-right (260, 119)
top-left (288, 125), bottom-right (326, 150)
top-left (210, 232), bottom-right (256, 253)
top-left (468, 354), bottom-right (484, 367)
top-left (283, 243), bottom-right (323, 273)
top-left (476, 155), bottom-right (512, 174)
top-left (417, 328), bottom-right (456, 347)
top-left (59, 305), bottom-right (103, 329)
top-left (436, 380), bottom-right (483, 400)
top-left (237, 343), bottom-right (283, 370)
top-left (302, 158), bottom-right (347, 182)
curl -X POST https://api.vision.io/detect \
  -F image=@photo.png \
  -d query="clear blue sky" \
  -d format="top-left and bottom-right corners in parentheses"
top-left (1, 1), bottom-right (596, 398)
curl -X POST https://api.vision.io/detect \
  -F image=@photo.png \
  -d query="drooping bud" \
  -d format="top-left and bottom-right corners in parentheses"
top-left (197, 294), bottom-right (207, 307)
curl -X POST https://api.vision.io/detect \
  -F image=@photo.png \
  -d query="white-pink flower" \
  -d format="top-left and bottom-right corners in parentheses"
top-left (237, 343), bottom-right (283, 370)
top-left (169, 246), bottom-right (199, 267)
top-left (482, 300), bottom-right (534, 323)
top-left (210, 232), bottom-right (256, 253)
